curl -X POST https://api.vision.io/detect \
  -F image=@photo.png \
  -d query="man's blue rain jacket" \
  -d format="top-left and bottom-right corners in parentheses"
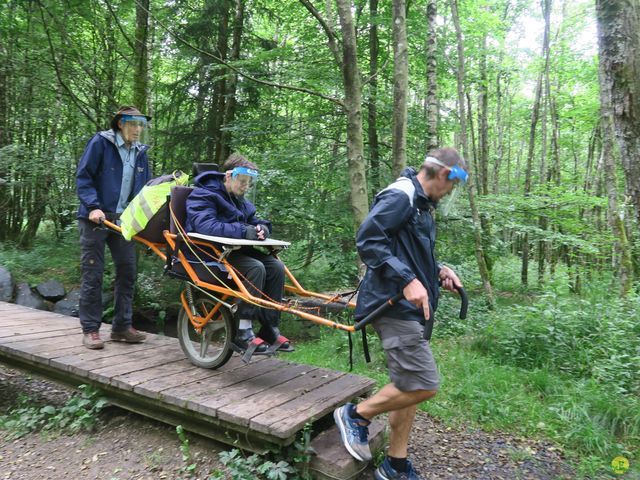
top-left (355, 167), bottom-right (441, 324)
top-left (185, 171), bottom-right (272, 238)
top-left (76, 130), bottom-right (151, 219)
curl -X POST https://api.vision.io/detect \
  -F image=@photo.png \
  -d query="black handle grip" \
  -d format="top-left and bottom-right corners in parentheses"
top-left (354, 292), bottom-right (404, 331)
top-left (353, 286), bottom-right (468, 331)
top-left (456, 286), bottom-right (468, 319)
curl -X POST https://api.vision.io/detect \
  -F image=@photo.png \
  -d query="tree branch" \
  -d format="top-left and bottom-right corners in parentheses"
top-left (134, 0), bottom-right (344, 107)
top-left (298, 0), bottom-right (343, 68)
top-left (36, 1), bottom-right (99, 129)
top-left (102, 0), bottom-right (137, 52)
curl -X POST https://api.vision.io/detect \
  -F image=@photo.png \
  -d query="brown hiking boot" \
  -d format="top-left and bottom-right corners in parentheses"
top-left (83, 331), bottom-right (104, 350)
top-left (110, 327), bottom-right (146, 343)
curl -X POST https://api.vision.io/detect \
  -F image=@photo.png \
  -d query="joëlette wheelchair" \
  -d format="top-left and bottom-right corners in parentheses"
top-left (102, 164), bottom-right (468, 370)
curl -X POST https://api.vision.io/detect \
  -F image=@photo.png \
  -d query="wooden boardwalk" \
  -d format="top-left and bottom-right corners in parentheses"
top-left (0, 301), bottom-right (375, 453)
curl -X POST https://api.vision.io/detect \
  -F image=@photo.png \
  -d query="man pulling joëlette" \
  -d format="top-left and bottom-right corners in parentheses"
top-left (334, 147), bottom-right (468, 480)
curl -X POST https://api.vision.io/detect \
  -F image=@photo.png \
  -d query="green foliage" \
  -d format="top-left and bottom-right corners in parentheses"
top-left (0, 228), bottom-right (79, 286)
top-left (208, 423), bottom-right (313, 480)
top-left (176, 425), bottom-right (198, 476)
top-left (209, 449), bottom-right (297, 480)
top-left (0, 384), bottom-right (107, 439)
top-left (473, 292), bottom-right (640, 395)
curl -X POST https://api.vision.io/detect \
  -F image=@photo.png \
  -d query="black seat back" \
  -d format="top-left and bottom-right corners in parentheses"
top-left (169, 185), bottom-right (194, 234)
top-left (192, 163), bottom-right (219, 177)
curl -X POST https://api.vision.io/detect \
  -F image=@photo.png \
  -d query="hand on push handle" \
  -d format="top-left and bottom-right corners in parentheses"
top-left (89, 209), bottom-right (106, 224)
top-left (438, 265), bottom-right (463, 293)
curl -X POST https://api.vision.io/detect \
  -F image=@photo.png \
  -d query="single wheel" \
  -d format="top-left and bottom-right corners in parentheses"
top-left (177, 296), bottom-right (235, 369)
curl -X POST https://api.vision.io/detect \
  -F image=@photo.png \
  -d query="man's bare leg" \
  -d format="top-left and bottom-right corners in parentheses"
top-left (356, 383), bottom-right (436, 419)
top-left (387, 404), bottom-right (417, 458)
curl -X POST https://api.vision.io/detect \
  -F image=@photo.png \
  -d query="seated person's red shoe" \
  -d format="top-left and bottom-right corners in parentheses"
top-left (232, 328), bottom-right (269, 354)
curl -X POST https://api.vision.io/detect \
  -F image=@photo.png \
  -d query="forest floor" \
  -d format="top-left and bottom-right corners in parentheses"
top-left (0, 362), bottom-right (579, 480)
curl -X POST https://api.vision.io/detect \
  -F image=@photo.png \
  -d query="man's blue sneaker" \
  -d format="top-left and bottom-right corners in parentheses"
top-left (333, 403), bottom-right (372, 462)
top-left (375, 457), bottom-right (423, 480)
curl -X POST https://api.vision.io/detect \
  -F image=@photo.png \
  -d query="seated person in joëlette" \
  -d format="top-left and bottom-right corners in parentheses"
top-left (185, 153), bottom-right (294, 356)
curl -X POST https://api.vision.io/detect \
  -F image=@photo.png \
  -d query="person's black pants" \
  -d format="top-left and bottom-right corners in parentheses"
top-left (78, 219), bottom-right (137, 334)
top-left (229, 248), bottom-right (285, 343)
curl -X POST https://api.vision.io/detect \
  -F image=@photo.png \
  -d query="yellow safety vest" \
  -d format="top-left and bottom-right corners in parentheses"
top-left (120, 171), bottom-right (189, 241)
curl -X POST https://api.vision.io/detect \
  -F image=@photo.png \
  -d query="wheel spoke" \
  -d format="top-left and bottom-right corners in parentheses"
top-left (199, 326), bottom-right (215, 357)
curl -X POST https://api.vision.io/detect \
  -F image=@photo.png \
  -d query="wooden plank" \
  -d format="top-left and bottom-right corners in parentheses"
top-left (111, 359), bottom-right (196, 390)
top-left (0, 306), bottom-right (66, 317)
top-left (133, 365), bottom-right (228, 400)
top-left (131, 355), bottom-right (262, 400)
top-left (0, 324), bottom-right (80, 340)
top-left (193, 364), bottom-right (315, 414)
top-left (0, 306), bottom-right (75, 323)
top-left (0, 311), bottom-right (72, 324)
top-left (47, 337), bottom-right (170, 364)
top-left (94, 349), bottom-right (188, 390)
top-left (158, 357), bottom-right (284, 409)
top-left (0, 322), bottom-right (75, 339)
top-left (218, 368), bottom-right (345, 426)
top-left (0, 334), bottom-right (84, 363)
top-left (33, 334), bottom-right (172, 364)
top-left (184, 362), bottom-right (313, 417)
top-left (0, 302), bottom-right (39, 312)
top-left (51, 343), bottom-right (181, 381)
top-left (251, 374), bottom-right (375, 438)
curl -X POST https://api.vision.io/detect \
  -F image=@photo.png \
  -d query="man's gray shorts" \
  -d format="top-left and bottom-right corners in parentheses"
top-left (372, 317), bottom-right (440, 392)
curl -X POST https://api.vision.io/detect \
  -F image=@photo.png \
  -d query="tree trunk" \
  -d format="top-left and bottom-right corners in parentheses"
top-left (219, 0), bottom-right (245, 162)
top-left (206, 0), bottom-right (231, 163)
top-left (450, 0), bottom-right (494, 306)
top-left (522, 0), bottom-right (551, 287)
top-left (391, 0), bottom-right (408, 178)
top-left (425, 0), bottom-right (438, 153)
top-left (336, 0), bottom-right (369, 227)
top-left (478, 34), bottom-right (489, 196)
top-left (133, 0), bottom-right (150, 113)
top-left (367, 0), bottom-right (381, 193)
top-left (597, 1), bottom-right (635, 295)
top-left (596, 0), bottom-right (640, 228)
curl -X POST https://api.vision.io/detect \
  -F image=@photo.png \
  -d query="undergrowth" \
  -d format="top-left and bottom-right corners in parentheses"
top-left (0, 384), bottom-right (108, 439)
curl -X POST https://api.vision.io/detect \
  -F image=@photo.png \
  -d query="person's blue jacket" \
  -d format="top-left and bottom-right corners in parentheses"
top-left (76, 129), bottom-right (151, 219)
top-left (186, 171), bottom-right (272, 238)
top-left (355, 167), bottom-right (441, 324)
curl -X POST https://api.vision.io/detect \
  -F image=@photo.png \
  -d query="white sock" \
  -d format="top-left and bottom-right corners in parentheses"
top-left (239, 319), bottom-right (252, 330)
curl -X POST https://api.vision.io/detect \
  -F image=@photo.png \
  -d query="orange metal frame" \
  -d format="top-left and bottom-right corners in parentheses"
top-left (103, 220), bottom-right (357, 333)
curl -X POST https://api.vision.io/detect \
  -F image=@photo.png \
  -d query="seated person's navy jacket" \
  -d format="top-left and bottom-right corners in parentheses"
top-left (76, 129), bottom-right (151, 219)
top-left (355, 167), bottom-right (441, 324)
top-left (186, 171), bottom-right (272, 239)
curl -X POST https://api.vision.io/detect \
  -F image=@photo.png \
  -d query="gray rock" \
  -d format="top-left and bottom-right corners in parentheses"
top-left (36, 280), bottom-right (66, 302)
top-left (0, 266), bottom-right (14, 302)
top-left (53, 288), bottom-right (81, 317)
top-left (15, 283), bottom-right (47, 311)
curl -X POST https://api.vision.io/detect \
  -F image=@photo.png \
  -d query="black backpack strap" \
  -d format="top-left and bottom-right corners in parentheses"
top-left (362, 325), bottom-right (371, 363)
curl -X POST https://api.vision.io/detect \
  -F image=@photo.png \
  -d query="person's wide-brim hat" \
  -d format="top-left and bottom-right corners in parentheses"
top-left (113, 106), bottom-right (151, 121)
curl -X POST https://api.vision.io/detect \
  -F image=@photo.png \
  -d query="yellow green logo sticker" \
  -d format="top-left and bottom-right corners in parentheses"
top-left (611, 456), bottom-right (629, 475)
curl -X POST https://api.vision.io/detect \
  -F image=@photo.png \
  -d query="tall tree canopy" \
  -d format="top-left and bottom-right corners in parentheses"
top-left (0, 0), bottom-right (636, 294)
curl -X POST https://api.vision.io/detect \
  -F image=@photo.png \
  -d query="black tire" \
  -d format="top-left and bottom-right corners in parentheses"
top-left (177, 296), bottom-right (235, 369)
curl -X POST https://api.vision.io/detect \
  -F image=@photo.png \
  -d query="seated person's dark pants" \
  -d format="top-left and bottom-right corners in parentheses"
top-left (178, 247), bottom-right (285, 343)
top-left (78, 219), bottom-right (136, 334)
